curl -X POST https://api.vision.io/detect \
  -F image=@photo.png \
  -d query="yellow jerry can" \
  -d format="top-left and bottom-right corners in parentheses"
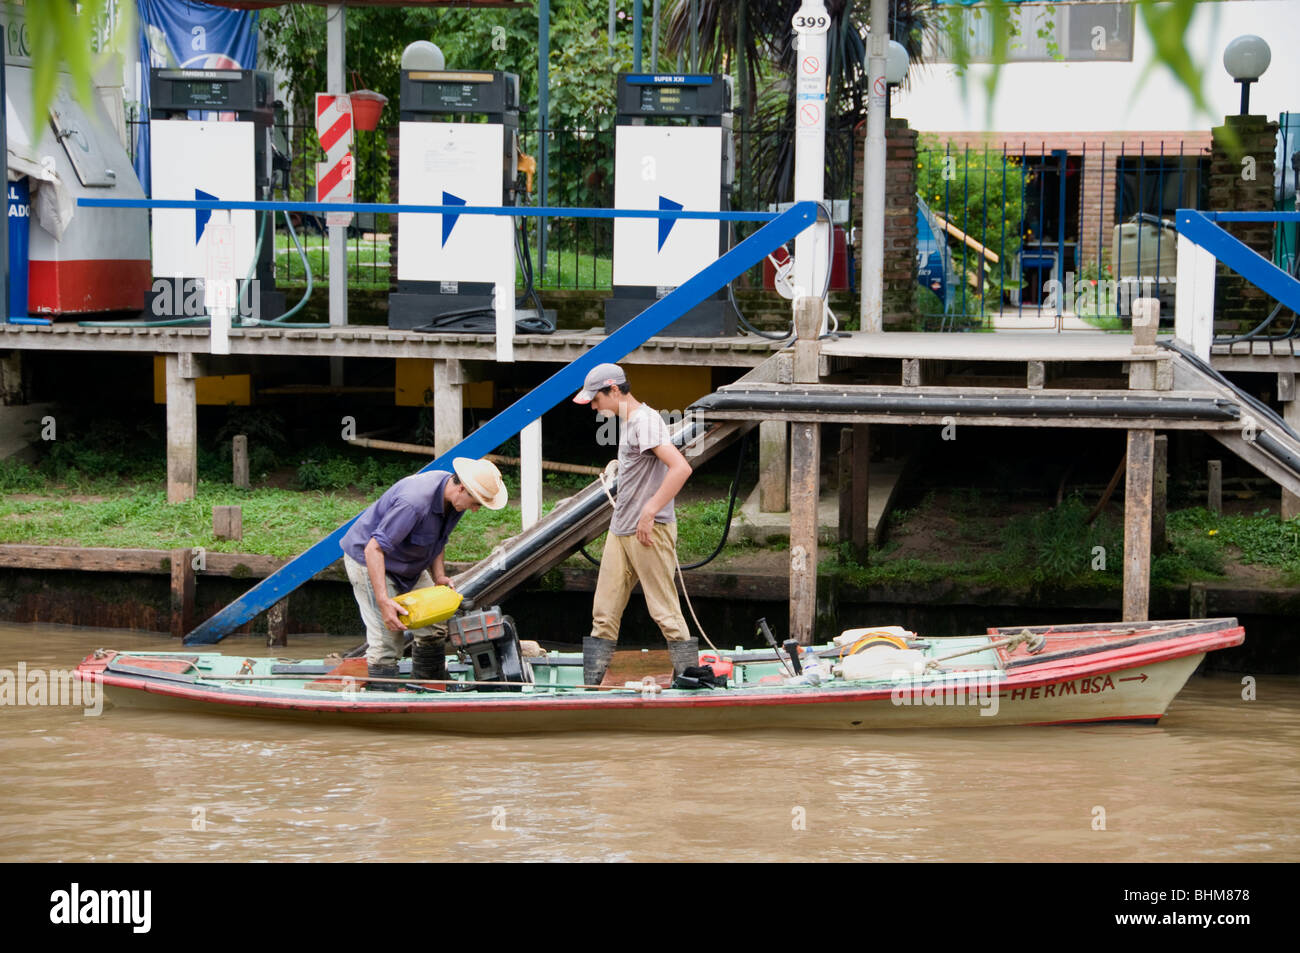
top-left (393, 585), bottom-right (463, 628)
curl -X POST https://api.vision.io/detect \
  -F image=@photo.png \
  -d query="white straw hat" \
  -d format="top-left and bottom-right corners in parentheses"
top-left (452, 457), bottom-right (508, 510)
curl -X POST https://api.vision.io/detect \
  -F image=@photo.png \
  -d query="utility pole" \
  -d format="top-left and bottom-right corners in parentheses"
top-left (791, 0), bottom-right (830, 318)
top-left (860, 0), bottom-right (888, 333)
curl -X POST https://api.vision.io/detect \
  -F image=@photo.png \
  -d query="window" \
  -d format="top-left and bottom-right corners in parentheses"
top-left (927, 1), bottom-right (1134, 64)
top-left (1114, 155), bottom-right (1208, 221)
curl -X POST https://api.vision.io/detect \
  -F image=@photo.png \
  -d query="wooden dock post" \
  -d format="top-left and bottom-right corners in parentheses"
top-left (432, 358), bottom-right (464, 458)
top-left (790, 420), bottom-right (820, 645)
top-left (165, 353), bottom-right (199, 503)
top-left (170, 547), bottom-right (195, 639)
top-left (0, 351), bottom-right (21, 405)
top-left (851, 424), bottom-right (870, 557)
top-left (232, 434), bottom-right (249, 489)
top-left (838, 428), bottom-right (852, 545)
top-left (1281, 372), bottom-right (1298, 520)
top-left (758, 420), bottom-right (789, 512)
top-left (1208, 459), bottom-right (1223, 515)
top-left (213, 505), bottom-right (243, 541)
top-left (267, 598), bottom-right (289, 647)
top-left (837, 426), bottom-right (869, 562)
top-left (1153, 435), bottom-right (1168, 556)
top-left (1122, 430), bottom-right (1154, 622)
top-left (789, 296), bottom-right (822, 645)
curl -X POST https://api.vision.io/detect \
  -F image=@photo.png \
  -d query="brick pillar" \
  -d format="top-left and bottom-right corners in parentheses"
top-left (1079, 146), bottom-right (1118, 271)
top-left (1209, 115), bottom-right (1277, 334)
top-left (856, 119), bottom-right (918, 329)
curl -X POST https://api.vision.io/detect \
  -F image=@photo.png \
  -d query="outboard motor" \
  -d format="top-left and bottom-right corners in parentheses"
top-left (447, 607), bottom-right (530, 691)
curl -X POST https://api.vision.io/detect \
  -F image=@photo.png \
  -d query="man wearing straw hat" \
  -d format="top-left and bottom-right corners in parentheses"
top-left (342, 457), bottom-right (508, 689)
top-left (573, 363), bottom-right (696, 686)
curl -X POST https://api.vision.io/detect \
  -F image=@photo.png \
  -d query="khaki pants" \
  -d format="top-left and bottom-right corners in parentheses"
top-left (590, 522), bottom-right (689, 644)
top-left (345, 557), bottom-right (448, 667)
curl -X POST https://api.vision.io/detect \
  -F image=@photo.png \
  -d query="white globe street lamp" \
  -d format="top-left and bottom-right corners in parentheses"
top-left (884, 40), bottom-right (910, 119)
top-left (1222, 35), bottom-right (1270, 115)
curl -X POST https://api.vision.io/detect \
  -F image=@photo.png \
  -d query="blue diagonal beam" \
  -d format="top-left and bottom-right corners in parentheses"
top-left (183, 202), bottom-right (818, 644)
top-left (1176, 208), bottom-right (1300, 315)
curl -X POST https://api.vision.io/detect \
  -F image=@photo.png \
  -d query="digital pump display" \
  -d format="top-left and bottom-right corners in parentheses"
top-left (637, 86), bottom-right (700, 114)
top-left (175, 82), bottom-right (232, 108)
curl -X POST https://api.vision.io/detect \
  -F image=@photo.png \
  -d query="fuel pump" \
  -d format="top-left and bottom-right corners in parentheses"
top-left (147, 68), bottom-right (285, 321)
top-left (605, 73), bottom-right (734, 336)
top-left (389, 59), bottom-right (534, 332)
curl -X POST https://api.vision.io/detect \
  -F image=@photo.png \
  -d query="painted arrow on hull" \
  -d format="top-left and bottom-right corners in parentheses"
top-left (1118, 674), bottom-right (1149, 683)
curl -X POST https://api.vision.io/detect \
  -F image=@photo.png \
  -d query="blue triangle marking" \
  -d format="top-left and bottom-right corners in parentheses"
top-left (658, 195), bottom-right (683, 252)
top-left (441, 191), bottom-right (466, 247)
top-left (195, 188), bottom-right (218, 245)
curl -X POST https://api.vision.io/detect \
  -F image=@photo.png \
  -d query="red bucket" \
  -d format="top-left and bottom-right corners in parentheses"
top-left (348, 89), bottom-right (388, 131)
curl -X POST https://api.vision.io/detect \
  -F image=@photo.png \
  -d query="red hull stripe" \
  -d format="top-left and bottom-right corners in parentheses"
top-left (28, 259), bottom-right (152, 314)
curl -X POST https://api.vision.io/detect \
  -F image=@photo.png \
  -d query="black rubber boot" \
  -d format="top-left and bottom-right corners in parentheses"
top-left (583, 636), bottom-right (616, 686)
top-left (411, 641), bottom-right (450, 683)
top-left (366, 662), bottom-right (400, 691)
top-left (667, 638), bottom-right (699, 679)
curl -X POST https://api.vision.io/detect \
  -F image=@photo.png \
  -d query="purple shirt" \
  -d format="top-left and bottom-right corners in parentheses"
top-left (342, 471), bottom-right (463, 591)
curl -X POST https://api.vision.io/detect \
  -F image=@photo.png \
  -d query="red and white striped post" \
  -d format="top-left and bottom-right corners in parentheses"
top-left (315, 93), bottom-right (355, 229)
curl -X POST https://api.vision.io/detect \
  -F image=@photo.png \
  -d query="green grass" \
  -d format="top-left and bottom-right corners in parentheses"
top-left (1167, 507), bottom-right (1300, 582)
top-left (532, 249), bottom-right (612, 290)
top-left (275, 237), bottom-right (390, 291)
top-left (824, 500), bottom-right (1297, 592)
top-left (272, 237), bottom-right (613, 291)
top-left (0, 484), bottom-right (364, 559)
top-left (0, 478), bottom-right (754, 566)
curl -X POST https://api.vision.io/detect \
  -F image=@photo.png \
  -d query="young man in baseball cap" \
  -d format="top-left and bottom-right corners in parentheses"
top-left (341, 457), bottom-right (507, 689)
top-left (574, 363), bottom-right (697, 684)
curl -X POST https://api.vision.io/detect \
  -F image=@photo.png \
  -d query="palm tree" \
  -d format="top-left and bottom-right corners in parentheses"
top-left (665, 0), bottom-right (932, 205)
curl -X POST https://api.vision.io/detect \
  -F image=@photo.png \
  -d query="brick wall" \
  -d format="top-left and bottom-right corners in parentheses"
top-left (923, 129), bottom-right (1210, 276)
top-left (1209, 115), bottom-right (1277, 333)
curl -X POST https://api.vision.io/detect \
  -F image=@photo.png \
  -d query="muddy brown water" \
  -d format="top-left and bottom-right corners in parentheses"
top-left (1, 623), bottom-right (1296, 862)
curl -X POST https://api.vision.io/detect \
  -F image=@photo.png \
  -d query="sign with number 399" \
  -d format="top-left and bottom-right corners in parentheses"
top-left (792, 5), bottom-right (830, 35)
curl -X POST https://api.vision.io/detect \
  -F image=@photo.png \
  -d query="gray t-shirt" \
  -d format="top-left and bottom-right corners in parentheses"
top-left (610, 404), bottom-right (676, 536)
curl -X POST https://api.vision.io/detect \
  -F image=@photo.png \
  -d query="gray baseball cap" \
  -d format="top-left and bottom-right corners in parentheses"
top-left (572, 362), bottom-right (627, 404)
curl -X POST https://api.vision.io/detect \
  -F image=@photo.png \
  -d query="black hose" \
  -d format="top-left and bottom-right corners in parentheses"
top-left (680, 430), bottom-right (749, 570)
top-left (411, 197), bottom-right (555, 335)
top-left (580, 431), bottom-right (750, 570)
top-left (1158, 338), bottom-right (1300, 441)
top-left (1213, 235), bottom-right (1300, 344)
top-left (723, 193), bottom-right (794, 340)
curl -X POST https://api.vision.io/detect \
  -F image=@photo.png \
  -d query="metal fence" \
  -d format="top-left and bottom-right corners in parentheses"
top-left (915, 137), bottom-right (1214, 331)
top-left (127, 119), bottom-right (393, 292)
top-left (126, 119), bottom-right (857, 294)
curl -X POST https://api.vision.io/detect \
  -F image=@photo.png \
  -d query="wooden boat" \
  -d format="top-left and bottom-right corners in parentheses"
top-left (74, 618), bottom-right (1243, 733)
